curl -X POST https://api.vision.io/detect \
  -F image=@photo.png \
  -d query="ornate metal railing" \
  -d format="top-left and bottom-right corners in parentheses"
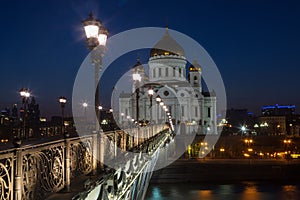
top-left (69, 136), bottom-right (93, 178)
top-left (0, 135), bottom-right (96, 200)
top-left (73, 127), bottom-right (171, 200)
top-left (0, 124), bottom-right (166, 200)
top-left (21, 140), bottom-right (65, 199)
top-left (0, 149), bottom-right (14, 200)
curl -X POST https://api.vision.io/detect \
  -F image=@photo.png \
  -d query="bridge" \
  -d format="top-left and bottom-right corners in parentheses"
top-left (0, 124), bottom-right (175, 200)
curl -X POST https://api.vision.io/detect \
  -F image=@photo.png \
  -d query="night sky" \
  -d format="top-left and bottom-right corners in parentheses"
top-left (1, 0), bottom-right (300, 118)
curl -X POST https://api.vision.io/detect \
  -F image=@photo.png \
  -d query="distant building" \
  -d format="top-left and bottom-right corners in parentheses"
top-left (259, 104), bottom-right (298, 136)
top-left (259, 116), bottom-right (286, 135)
top-left (262, 104), bottom-right (295, 116)
top-left (289, 115), bottom-right (300, 136)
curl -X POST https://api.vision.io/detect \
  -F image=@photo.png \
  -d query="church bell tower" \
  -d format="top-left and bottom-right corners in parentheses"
top-left (188, 59), bottom-right (202, 91)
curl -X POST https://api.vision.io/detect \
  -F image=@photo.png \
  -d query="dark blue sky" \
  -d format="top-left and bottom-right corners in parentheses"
top-left (1, 0), bottom-right (300, 117)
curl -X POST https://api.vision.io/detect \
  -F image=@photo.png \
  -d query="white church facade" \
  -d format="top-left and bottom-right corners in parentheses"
top-left (119, 29), bottom-right (217, 135)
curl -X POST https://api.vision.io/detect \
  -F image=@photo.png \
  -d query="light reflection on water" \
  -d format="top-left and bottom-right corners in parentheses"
top-left (145, 182), bottom-right (300, 200)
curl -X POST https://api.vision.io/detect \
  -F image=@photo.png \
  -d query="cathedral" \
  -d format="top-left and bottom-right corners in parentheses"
top-left (119, 29), bottom-right (217, 135)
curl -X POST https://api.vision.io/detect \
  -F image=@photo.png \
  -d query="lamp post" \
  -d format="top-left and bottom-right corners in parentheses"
top-left (159, 101), bottom-right (164, 123)
top-left (132, 73), bottom-right (141, 123)
top-left (59, 96), bottom-right (67, 137)
top-left (98, 105), bottom-right (103, 127)
top-left (283, 139), bottom-right (292, 155)
top-left (59, 96), bottom-right (70, 192)
top-left (148, 88), bottom-right (154, 123)
top-left (82, 102), bottom-right (88, 119)
top-left (82, 12), bottom-right (108, 133)
top-left (156, 95), bottom-right (162, 124)
top-left (19, 88), bottom-right (30, 139)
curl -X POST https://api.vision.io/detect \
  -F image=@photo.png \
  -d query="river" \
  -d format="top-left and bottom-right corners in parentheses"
top-left (145, 181), bottom-right (300, 200)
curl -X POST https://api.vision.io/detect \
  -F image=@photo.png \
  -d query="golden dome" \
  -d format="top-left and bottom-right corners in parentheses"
top-left (189, 60), bottom-right (202, 72)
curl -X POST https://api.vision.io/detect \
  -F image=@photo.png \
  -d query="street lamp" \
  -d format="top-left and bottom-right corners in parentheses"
top-left (148, 88), bottom-right (154, 123)
top-left (283, 139), bottom-right (292, 155)
top-left (241, 125), bottom-right (246, 135)
top-left (132, 73), bottom-right (141, 123)
top-left (98, 105), bottom-right (103, 126)
top-left (19, 88), bottom-right (31, 139)
top-left (244, 139), bottom-right (253, 145)
top-left (82, 12), bottom-right (108, 133)
top-left (155, 95), bottom-right (162, 103)
top-left (82, 102), bottom-right (88, 118)
top-left (59, 96), bottom-right (67, 136)
top-left (284, 139), bottom-right (291, 144)
top-left (82, 12), bottom-right (108, 50)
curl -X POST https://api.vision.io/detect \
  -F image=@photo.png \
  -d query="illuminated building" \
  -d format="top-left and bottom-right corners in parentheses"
top-left (119, 29), bottom-right (217, 134)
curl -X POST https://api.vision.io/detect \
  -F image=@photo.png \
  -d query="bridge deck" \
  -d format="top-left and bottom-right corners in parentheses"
top-left (46, 173), bottom-right (102, 200)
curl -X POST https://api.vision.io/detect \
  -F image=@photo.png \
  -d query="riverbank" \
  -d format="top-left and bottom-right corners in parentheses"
top-left (151, 158), bottom-right (300, 183)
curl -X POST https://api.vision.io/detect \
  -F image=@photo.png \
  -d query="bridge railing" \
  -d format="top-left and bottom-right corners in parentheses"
top-left (0, 124), bottom-right (166, 200)
top-left (73, 127), bottom-right (172, 200)
top-left (0, 149), bottom-right (15, 200)
top-left (0, 135), bottom-right (95, 200)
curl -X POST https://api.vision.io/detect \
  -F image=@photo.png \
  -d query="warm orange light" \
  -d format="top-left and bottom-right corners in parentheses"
top-left (284, 139), bottom-right (292, 144)
top-left (244, 153), bottom-right (250, 157)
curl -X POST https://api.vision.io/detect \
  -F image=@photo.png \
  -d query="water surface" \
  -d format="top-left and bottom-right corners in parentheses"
top-left (145, 182), bottom-right (300, 200)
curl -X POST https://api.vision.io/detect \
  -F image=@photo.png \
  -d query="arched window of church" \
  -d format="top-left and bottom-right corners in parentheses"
top-left (208, 107), bottom-right (211, 118)
top-left (181, 106), bottom-right (185, 117)
top-left (153, 68), bottom-right (156, 78)
top-left (179, 68), bottom-right (182, 77)
top-left (195, 107), bottom-right (198, 117)
top-left (159, 68), bottom-right (162, 76)
top-left (173, 67), bottom-right (176, 76)
top-left (165, 68), bottom-right (168, 77)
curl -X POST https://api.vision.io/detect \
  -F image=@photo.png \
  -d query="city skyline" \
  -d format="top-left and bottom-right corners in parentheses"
top-left (1, 0), bottom-right (300, 117)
